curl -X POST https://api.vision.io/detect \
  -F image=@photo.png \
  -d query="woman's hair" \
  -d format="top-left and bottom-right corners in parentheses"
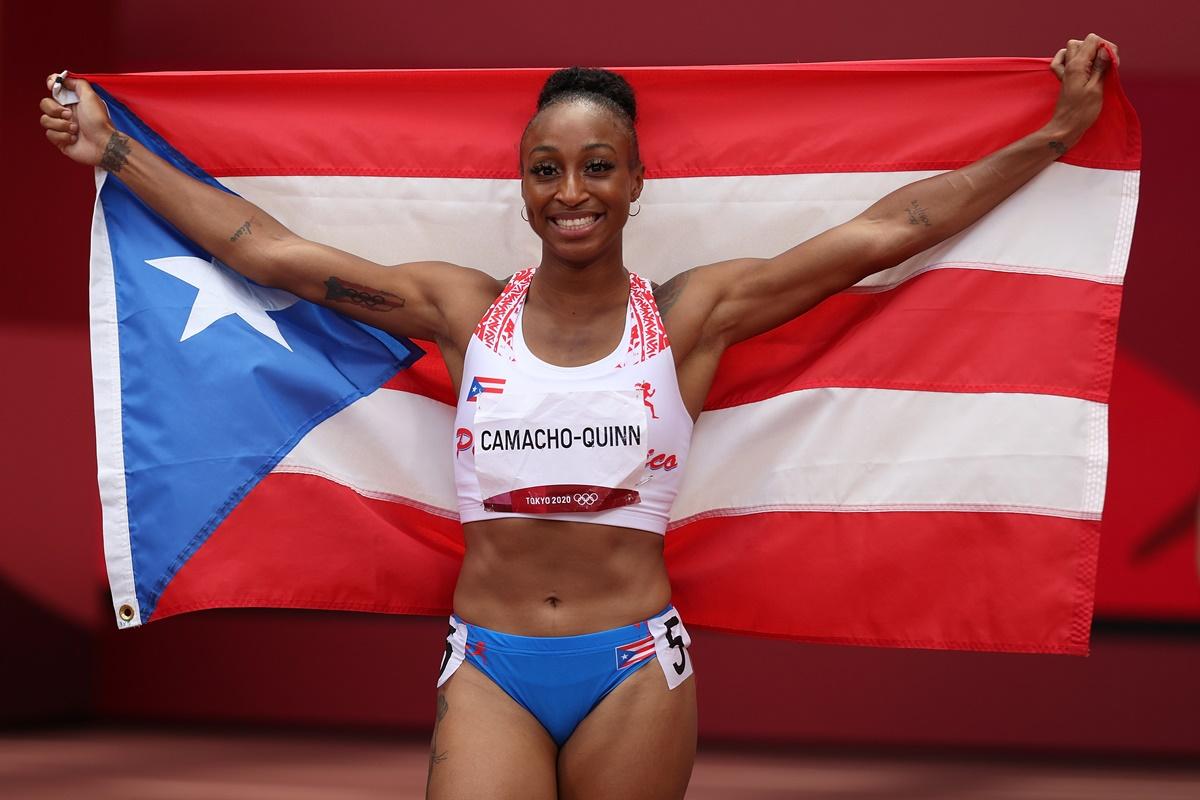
top-left (526, 66), bottom-right (641, 167)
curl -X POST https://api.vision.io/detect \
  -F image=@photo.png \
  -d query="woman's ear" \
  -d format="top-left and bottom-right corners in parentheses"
top-left (631, 163), bottom-right (645, 202)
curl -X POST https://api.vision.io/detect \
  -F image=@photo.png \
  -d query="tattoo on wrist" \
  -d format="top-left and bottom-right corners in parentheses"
top-left (324, 276), bottom-right (406, 312)
top-left (1048, 140), bottom-right (1069, 158)
top-left (906, 200), bottom-right (932, 227)
top-left (99, 132), bottom-right (132, 173)
top-left (229, 218), bottom-right (253, 242)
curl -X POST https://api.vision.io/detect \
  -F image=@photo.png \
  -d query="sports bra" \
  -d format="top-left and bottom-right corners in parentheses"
top-left (453, 267), bottom-right (693, 535)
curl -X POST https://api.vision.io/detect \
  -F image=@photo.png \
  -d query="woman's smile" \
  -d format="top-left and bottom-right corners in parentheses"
top-left (549, 212), bottom-right (605, 237)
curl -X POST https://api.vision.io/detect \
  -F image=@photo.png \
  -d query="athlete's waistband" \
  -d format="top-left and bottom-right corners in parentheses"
top-left (449, 605), bottom-right (676, 655)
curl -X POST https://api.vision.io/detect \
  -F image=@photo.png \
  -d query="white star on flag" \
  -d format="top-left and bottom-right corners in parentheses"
top-left (146, 256), bottom-right (300, 351)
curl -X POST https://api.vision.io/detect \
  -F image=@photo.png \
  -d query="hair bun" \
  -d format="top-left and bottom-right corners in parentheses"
top-left (537, 66), bottom-right (637, 123)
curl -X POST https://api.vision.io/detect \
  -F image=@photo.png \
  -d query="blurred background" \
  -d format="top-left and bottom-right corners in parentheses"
top-left (3, 0), bottom-right (1198, 796)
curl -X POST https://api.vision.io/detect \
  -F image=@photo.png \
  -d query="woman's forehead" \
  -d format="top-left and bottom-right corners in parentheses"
top-left (522, 101), bottom-right (628, 154)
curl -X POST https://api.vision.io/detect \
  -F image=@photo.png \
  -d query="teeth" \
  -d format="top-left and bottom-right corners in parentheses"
top-left (553, 215), bottom-right (598, 229)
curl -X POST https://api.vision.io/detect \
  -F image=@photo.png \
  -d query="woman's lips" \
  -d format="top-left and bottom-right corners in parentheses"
top-left (549, 213), bottom-right (603, 237)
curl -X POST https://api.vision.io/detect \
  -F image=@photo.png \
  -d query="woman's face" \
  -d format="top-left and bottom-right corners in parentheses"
top-left (520, 101), bottom-right (644, 265)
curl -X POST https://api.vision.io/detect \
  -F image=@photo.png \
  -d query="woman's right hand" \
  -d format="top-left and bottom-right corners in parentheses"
top-left (40, 72), bottom-right (115, 167)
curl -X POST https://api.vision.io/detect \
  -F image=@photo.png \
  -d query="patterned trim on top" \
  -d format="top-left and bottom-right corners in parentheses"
top-left (474, 267), bottom-right (670, 366)
top-left (473, 267), bottom-right (535, 361)
top-left (618, 273), bottom-right (671, 367)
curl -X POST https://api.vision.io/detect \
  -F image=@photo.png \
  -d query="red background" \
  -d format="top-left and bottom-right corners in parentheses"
top-left (4, 0), bottom-right (1198, 753)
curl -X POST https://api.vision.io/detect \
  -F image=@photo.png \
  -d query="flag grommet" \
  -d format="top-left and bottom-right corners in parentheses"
top-left (118, 604), bottom-right (135, 622)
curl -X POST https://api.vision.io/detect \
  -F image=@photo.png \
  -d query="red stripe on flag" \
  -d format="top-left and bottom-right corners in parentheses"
top-left (81, 61), bottom-right (1139, 178)
top-left (384, 269), bottom-right (1122, 408)
top-left (153, 474), bottom-right (462, 622)
top-left (154, 472), bottom-right (1098, 653)
top-left (709, 268), bottom-right (1122, 408)
top-left (665, 510), bottom-right (1099, 654)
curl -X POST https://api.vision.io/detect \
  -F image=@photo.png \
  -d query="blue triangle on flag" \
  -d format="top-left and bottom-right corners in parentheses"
top-left (93, 85), bottom-right (424, 621)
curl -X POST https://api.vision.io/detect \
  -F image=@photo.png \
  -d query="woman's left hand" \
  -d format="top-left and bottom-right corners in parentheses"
top-left (1048, 33), bottom-right (1120, 147)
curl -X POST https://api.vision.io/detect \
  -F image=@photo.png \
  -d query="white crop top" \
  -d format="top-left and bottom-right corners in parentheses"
top-left (453, 267), bottom-right (693, 535)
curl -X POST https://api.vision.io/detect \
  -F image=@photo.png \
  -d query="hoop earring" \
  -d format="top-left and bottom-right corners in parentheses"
top-left (629, 201), bottom-right (641, 217)
top-left (520, 206), bottom-right (530, 222)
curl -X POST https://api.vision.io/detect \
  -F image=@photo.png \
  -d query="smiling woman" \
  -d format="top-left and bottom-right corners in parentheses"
top-left (519, 68), bottom-right (644, 264)
top-left (42, 35), bottom-right (1120, 798)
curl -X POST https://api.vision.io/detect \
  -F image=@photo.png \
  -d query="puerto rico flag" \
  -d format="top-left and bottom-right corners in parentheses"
top-left (616, 633), bottom-right (657, 670)
top-left (83, 61), bottom-right (1140, 655)
top-left (467, 376), bottom-right (506, 402)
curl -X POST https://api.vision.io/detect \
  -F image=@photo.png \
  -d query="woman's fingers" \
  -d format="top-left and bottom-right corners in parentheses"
top-left (1050, 48), bottom-right (1067, 81)
top-left (39, 96), bottom-right (72, 118)
top-left (45, 128), bottom-right (76, 147)
top-left (1057, 34), bottom-right (1119, 86)
top-left (45, 70), bottom-right (80, 92)
top-left (1079, 35), bottom-right (1102, 64)
top-left (40, 113), bottom-right (77, 134)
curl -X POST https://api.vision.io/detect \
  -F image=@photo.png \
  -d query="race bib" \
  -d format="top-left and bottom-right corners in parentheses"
top-left (473, 390), bottom-right (647, 513)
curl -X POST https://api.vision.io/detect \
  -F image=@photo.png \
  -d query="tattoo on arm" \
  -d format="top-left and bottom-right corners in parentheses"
top-left (324, 276), bottom-right (406, 312)
top-left (906, 200), bottom-right (932, 227)
top-left (654, 271), bottom-right (690, 317)
top-left (99, 132), bottom-right (132, 174)
top-left (229, 218), bottom-right (254, 242)
top-left (1048, 140), bottom-right (1069, 158)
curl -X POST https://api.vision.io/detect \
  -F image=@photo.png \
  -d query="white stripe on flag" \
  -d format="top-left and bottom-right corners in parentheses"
top-left (88, 170), bottom-right (141, 628)
top-left (674, 388), bottom-right (1109, 522)
top-left (275, 390), bottom-right (456, 514)
top-left (274, 386), bottom-right (1108, 521)
top-left (223, 162), bottom-right (1134, 286)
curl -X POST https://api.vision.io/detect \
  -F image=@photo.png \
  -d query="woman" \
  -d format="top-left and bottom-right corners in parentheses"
top-left (42, 34), bottom-right (1117, 799)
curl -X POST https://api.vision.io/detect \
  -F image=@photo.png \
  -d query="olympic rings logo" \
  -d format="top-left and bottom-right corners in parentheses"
top-left (572, 492), bottom-right (600, 507)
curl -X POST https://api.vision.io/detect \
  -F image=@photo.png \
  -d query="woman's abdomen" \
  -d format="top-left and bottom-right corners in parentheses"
top-left (452, 517), bottom-right (672, 636)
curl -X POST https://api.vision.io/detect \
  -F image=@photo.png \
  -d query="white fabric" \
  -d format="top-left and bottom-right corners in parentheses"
top-left (648, 606), bottom-right (693, 690)
top-left (473, 390), bottom-right (648, 509)
top-left (222, 163), bottom-right (1137, 286)
top-left (276, 385), bottom-right (1108, 521)
top-left (88, 170), bottom-right (141, 627)
top-left (51, 71), bottom-right (80, 105)
top-left (454, 270), bottom-right (692, 534)
top-left (435, 617), bottom-right (469, 688)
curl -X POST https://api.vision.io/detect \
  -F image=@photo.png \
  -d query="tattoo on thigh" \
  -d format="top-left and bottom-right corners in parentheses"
top-left (99, 132), bottom-right (132, 174)
top-left (324, 276), bottom-right (406, 312)
top-left (906, 200), bottom-right (932, 227)
top-left (427, 692), bottom-right (449, 785)
top-left (436, 693), bottom-right (448, 723)
top-left (229, 218), bottom-right (254, 243)
top-left (1048, 140), bottom-right (1069, 158)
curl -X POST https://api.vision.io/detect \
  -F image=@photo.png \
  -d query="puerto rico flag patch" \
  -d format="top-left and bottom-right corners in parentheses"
top-left (615, 631), bottom-right (657, 670)
top-left (467, 376), bottom-right (506, 402)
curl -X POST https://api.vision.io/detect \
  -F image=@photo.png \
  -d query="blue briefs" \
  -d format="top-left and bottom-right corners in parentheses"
top-left (436, 605), bottom-right (693, 746)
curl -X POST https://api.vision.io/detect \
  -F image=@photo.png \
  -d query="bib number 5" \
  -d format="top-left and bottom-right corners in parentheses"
top-left (663, 615), bottom-right (687, 674)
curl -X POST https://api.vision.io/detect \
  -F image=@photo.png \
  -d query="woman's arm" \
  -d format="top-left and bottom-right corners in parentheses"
top-left (666, 34), bottom-right (1119, 352)
top-left (41, 74), bottom-right (500, 345)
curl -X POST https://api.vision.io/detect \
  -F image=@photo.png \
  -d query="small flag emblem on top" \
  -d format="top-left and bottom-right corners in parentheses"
top-left (467, 376), bottom-right (506, 402)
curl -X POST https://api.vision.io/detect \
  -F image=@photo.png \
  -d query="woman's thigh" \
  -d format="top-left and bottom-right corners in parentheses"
top-left (426, 661), bottom-right (558, 800)
top-left (557, 662), bottom-right (698, 800)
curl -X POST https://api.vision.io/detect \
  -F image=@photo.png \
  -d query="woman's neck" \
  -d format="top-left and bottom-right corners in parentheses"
top-left (532, 246), bottom-right (630, 319)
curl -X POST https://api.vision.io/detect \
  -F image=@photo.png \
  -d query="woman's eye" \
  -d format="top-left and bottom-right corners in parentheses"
top-left (531, 163), bottom-right (558, 177)
top-left (586, 160), bottom-right (614, 173)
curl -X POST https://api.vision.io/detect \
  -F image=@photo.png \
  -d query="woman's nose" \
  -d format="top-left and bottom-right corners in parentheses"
top-left (556, 171), bottom-right (588, 205)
